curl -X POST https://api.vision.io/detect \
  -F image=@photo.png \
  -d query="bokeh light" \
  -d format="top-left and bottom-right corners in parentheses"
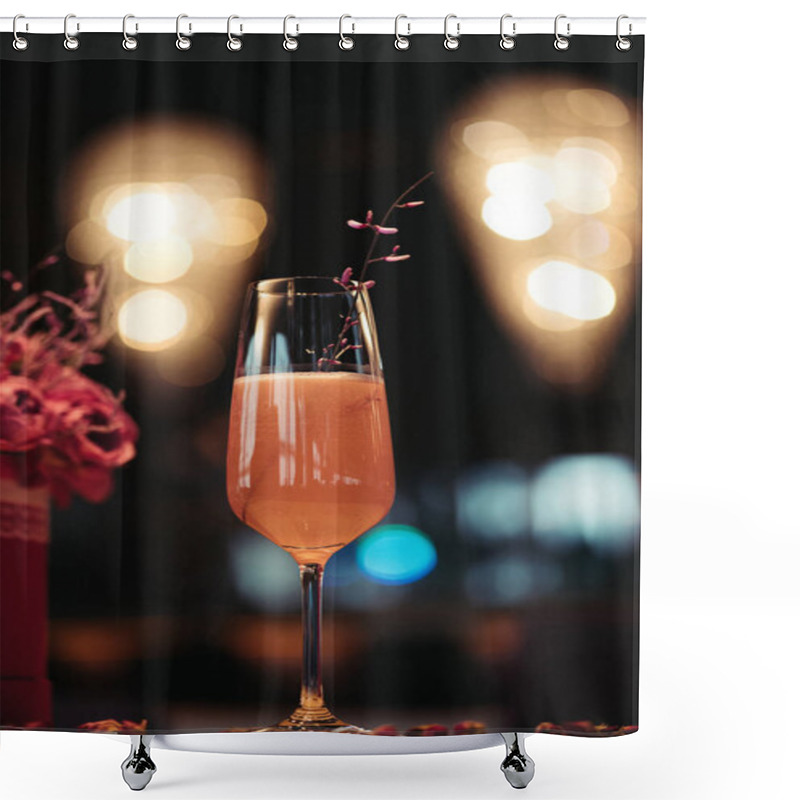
top-left (552, 146), bottom-right (616, 214)
top-left (457, 462), bottom-right (530, 539)
top-left (155, 335), bottom-right (227, 387)
top-left (356, 525), bottom-right (437, 586)
top-left (565, 89), bottom-right (630, 127)
top-left (530, 454), bottom-right (639, 552)
top-left (124, 236), bottom-right (194, 283)
top-left (105, 188), bottom-right (177, 242)
top-left (462, 120), bottom-right (531, 160)
top-left (527, 260), bottom-right (617, 321)
top-left (63, 119), bottom-right (271, 379)
top-left (117, 289), bottom-right (188, 351)
top-left (465, 557), bottom-right (563, 607)
top-left (482, 162), bottom-right (554, 241)
top-left (230, 529), bottom-right (298, 611)
top-left (439, 76), bottom-right (641, 390)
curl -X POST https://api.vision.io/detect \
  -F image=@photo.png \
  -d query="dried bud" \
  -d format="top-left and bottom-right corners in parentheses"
top-left (452, 720), bottom-right (486, 735)
top-left (79, 718), bottom-right (148, 733)
top-left (405, 724), bottom-right (448, 737)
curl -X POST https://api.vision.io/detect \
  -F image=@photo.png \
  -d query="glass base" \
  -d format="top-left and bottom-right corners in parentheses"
top-left (269, 706), bottom-right (370, 733)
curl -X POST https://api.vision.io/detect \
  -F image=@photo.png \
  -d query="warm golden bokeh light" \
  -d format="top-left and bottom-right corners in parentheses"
top-left (570, 220), bottom-right (611, 259)
top-left (462, 120), bottom-right (531, 161)
top-left (117, 289), bottom-right (188, 351)
top-left (124, 236), bottom-right (193, 283)
top-left (527, 261), bottom-right (616, 321)
top-left (63, 118), bottom-right (271, 371)
top-left (482, 160), bottom-right (554, 241)
top-left (65, 219), bottom-right (115, 265)
top-left (565, 89), bottom-right (631, 127)
top-left (552, 147), bottom-right (616, 214)
top-left (438, 76), bottom-right (641, 390)
top-left (155, 335), bottom-right (227, 387)
top-left (105, 188), bottom-right (177, 242)
top-left (208, 198), bottom-right (268, 247)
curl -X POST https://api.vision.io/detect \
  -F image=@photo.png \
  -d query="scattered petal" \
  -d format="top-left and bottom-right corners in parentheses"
top-left (374, 226), bottom-right (399, 235)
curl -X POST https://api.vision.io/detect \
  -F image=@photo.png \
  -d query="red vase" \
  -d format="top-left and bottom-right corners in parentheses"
top-left (0, 473), bottom-right (53, 727)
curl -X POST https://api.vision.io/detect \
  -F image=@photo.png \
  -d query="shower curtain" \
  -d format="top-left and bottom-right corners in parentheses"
top-left (1, 25), bottom-right (643, 739)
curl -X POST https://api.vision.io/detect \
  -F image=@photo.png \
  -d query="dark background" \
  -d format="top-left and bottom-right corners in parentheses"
top-left (1, 35), bottom-right (642, 733)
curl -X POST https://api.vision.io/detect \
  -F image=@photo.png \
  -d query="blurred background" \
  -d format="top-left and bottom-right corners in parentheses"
top-left (1, 35), bottom-right (641, 733)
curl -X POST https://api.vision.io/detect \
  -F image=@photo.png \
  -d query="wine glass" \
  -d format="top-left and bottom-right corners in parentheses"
top-left (226, 277), bottom-right (395, 730)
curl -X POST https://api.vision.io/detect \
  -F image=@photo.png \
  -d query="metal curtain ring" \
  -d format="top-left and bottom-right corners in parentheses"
top-left (444, 14), bottom-right (460, 50)
top-left (63, 13), bottom-right (79, 50)
top-left (227, 15), bottom-right (242, 51)
top-left (122, 14), bottom-right (138, 50)
top-left (616, 15), bottom-right (632, 51)
top-left (176, 14), bottom-right (192, 50)
top-left (394, 15), bottom-right (410, 50)
top-left (283, 15), bottom-right (299, 51)
top-left (339, 14), bottom-right (355, 50)
top-left (12, 14), bottom-right (29, 51)
top-left (500, 14), bottom-right (516, 50)
top-left (554, 14), bottom-right (571, 50)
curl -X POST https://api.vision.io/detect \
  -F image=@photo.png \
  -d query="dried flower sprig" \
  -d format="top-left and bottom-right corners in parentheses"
top-left (317, 172), bottom-right (433, 368)
top-left (1, 254), bottom-right (138, 507)
top-left (1, 255), bottom-right (110, 382)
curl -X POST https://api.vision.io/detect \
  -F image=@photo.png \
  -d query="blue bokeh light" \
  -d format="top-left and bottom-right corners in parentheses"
top-left (457, 462), bottom-right (530, 539)
top-left (356, 525), bottom-right (438, 585)
top-left (230, 529), bottom-right (298, 610)
top-left (530, 454), bottom-right (640, 552)
top-left (465, 557), bottom-right (563, 607)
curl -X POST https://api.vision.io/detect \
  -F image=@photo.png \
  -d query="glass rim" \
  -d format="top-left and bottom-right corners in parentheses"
top-left (250, 276), bottom-right (365, 297)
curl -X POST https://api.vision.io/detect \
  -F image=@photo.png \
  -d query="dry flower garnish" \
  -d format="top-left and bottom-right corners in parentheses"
top-left (316, 172), bottom-right (433, 369)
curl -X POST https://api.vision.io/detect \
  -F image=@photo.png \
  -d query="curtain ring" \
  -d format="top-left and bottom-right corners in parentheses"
top-left (63, 13), bottom-right (80, 51)
top-left (122, 14), bottom-right (138, 50)
top-left (283, 15), bottom-right (299, 51)
top-left (394, 15), bottom-right (410, 50)
top-left (499, 14), bottom-right (516, 50)
top-left (176, 14), bottom-right (192, 50)
top-left (554, 14), bottom-right (570, 50)
top-left (616, 15), bottom-right (632, 51)
top-left (339, 14), bottom-right (355, 50)
top-left (444, 14), bottom-right (460, 50)
top-left (227, 15), bottom-right (243, 51)
top-left (12, 14), bottom-right (29, 51)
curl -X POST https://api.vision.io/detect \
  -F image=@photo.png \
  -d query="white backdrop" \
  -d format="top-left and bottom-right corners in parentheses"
top-left (2, 1), bottom-right (799, 798)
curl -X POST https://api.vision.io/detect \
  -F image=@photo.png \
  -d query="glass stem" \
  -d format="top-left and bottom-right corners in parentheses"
top-left (299, 563), bottom-right (325, 711)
